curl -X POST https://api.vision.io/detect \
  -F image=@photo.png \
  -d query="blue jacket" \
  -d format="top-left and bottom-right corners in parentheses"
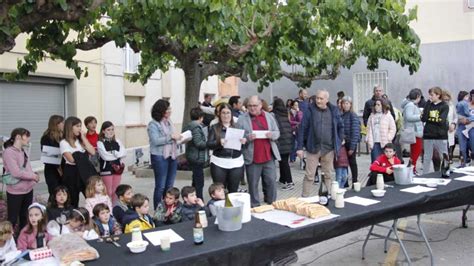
top-left (341, 111), bottom-right (361, 151)
top-left (297, 102), bottom-right (344, 156)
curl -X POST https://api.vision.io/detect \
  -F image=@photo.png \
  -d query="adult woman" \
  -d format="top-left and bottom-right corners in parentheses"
top-left (60, 117), bottom-right (96, 208)
top-left (3, 128), bottom-right (39, 230)
top-left (97, 121), bottom-right (127, 203)
top-left (455, 91), bottom-right (471, 167)
top-left (289, 100), bottom-right (303, 163)
top-left (442, 90), bottom-right (457, 164)
top-left (148, 99), bottom-right (182, 209)
top-left (341, 96), bottom-right (361, 184)
top-left (401, 89), bottom-right (423, 175)
top-left (41, 115), bottom-right (64, 196)
top-left (421, 87), bottom-right (449, 174)
top-left (272, 98), bottom-right (294, 190)
top-left (366, 99), bottom-right (396, 162)
top-left (207, 103), bottom-right (246, 193)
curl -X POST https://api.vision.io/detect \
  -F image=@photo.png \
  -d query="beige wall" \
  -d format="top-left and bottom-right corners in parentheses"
top-left (408, 0), bottom-right (474, 44)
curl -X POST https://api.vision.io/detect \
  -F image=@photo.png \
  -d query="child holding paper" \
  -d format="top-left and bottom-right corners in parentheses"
top-left (207, 103), bottom-right (247, 193)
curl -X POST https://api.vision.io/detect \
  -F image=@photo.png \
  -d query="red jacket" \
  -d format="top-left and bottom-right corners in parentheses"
top-left (370, 154), bottom-right (401, 174)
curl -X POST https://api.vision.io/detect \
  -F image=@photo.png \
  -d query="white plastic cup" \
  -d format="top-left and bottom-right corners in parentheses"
top-left (160, 235), bottom-right (171, 251)
top-left (353, 182), bottom-right (361, 192)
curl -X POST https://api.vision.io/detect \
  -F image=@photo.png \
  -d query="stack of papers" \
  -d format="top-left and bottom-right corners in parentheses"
top-left (344, 196), bottom-right (380, 206)
top-left (400, 185), bottom-right (436, 194)
top-left (454, 175), bottom-right (474, 182)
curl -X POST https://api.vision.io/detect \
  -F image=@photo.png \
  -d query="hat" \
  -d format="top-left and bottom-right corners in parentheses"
top-left (28, 203), bottom-right (46, 214)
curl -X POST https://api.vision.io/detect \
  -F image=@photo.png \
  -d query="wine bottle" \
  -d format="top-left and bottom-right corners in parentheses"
top-left (441, 153), bottom-right (451, 178)
top-left (318, 176), bottom-right (329, 206)
top-left (224, 193), bottom-right (233, 207)
top-left (193, 212), bottom-right (204, 245)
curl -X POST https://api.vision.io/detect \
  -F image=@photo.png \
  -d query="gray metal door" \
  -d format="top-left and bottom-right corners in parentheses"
top-left (0, 80), bottom-right (65, 160)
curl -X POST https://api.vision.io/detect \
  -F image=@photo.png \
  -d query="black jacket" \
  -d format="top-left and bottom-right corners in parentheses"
top-left (98, 139), bottom-right (121, 175)
top-left (421, 101), bottom-right (449, 139)
top-left (72, 151), bottom-right (97, 183)
top-left (272, 111), bottom-right (293, 155)
top-left (207, 124), bottom-right (243, 158)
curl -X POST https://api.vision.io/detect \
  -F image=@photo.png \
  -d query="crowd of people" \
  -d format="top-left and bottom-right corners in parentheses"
top-left (1, 85), bottom-right (471, 258)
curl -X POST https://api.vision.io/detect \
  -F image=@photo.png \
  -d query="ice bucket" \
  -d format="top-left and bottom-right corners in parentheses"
top-left (215, 200), bottom-right (243, 232)
top-left (393, 165), bottom-right (413, 185)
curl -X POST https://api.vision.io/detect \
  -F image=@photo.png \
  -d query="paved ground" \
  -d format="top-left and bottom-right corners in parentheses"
top-left (28, 153), bottom-right (473, 265)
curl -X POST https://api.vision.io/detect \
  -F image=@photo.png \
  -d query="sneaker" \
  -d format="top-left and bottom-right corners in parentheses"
top-left (237, 187), bottom-right (248, 193)
top-left (287, 182), bottom-right (295, 187)
top-left (280, 184), bottom-right (295, 191)
top-left (413, 169), bottom-right (421, 176)
top-left (277, 181), bottom-right (286, 187)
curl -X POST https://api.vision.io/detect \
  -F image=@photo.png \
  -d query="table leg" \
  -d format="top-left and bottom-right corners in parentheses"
top-left (384, 226), bottom-right (392, 253)
top-left (391, 219), bottom-right (412, 265)
top-left (361, 225), bottom-right (374, 260)
top-left (462, 205), bottom-right (470, 228)
top-left (416, 214), bottom-right (434, 266)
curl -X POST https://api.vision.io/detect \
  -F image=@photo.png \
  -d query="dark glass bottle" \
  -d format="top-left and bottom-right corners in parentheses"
top-left (441, 153), bottom-right (451, 178)
top-left (319, 174), bottom-right (329, 206)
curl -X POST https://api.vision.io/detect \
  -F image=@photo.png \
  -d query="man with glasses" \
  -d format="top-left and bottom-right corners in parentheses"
top-left (237, 96), bottom-right (281, 207)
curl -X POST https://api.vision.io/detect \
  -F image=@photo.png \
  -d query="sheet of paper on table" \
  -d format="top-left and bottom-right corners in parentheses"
top-left (253, 130), bottom-right (270, 139)
top-left (400, 185), bottom-right (436, 194)
top-left (453, 166), bottom-right (474, 175)
top-left (344, 196), bottom-right (380, 206)
top-left (223, 128), bottom-right (245, 151)
top-left (252, 209), bottom-right (338, 228)
top-left (412, 178), bottom-right (451, 186)
top-left (454, 175), bottom-right (474, 182)
top-left (144, 229), bottom-right (185, 246)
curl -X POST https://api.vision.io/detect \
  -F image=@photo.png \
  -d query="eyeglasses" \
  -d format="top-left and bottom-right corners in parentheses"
top-left (247, 104), bottom-right (259, 108)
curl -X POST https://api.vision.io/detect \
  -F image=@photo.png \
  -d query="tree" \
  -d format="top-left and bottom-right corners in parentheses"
top-left (2, 0), bottom-right (421, 126)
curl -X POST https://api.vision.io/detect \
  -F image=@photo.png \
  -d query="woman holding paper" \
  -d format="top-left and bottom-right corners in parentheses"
top-left (41, 115), bottom-right (64, 196)
top-left (207, 103), bottom-right (247, 193)
top-left (148, 99), bottom-right (182, 209)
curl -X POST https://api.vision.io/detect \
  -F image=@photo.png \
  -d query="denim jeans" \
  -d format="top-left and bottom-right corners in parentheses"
top-left (370, 143), bottom-right (383, 162)
top-left (335, 167), bottom-right (348, 188)
top-left (151, 154), bottom-right (177, 209)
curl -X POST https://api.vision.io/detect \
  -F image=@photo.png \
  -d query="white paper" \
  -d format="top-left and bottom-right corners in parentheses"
top-left (400, 185), bottom-right (436, 194)
top-left (344, 196), bottom-right (380, 206)
top-left (298, 196), bottom-right (320, 203)
top-left (412, 178), bottom-right (451, 186)
top-left (177, 130), bottom-right (192, 144)
top-left (224, 128), bottom-right (245, 151)
top-left (454, 175), bottom-right (474, 182)
top-left (453, 166), bottom-right (474, 175)
top-left (252, 209), bottom-right (338, 228)
top-left (41, 146), bottom-right (61, 165)
top-left (448, 131), bottom-right (455, 146)
top-left (143, 229), bottom-right (185, 246)
top-left (253, 130), bottom-right (270, 139)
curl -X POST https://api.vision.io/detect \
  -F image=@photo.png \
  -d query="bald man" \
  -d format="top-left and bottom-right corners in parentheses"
top-left (237, 96), bottom-right (281, 207)
top-left (297, 90), bottom-right (344, 197)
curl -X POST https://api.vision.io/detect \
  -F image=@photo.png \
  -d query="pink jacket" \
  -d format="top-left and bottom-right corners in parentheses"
top-left (366, 113), bottom-right (396, 149)
top-left (2, 146), bottom-right (36, 195)
top-left (17, 227), bottom-right (52, 251)
top-left (85, 194), bottom-right (113, 217)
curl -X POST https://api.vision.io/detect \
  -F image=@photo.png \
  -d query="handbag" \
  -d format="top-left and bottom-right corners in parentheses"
top-left (111, 163), bottom-right (125, 175)
top-left (399, 127), bottom-right (416, 144)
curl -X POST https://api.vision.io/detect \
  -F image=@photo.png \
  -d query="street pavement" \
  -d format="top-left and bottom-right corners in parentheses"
top-left (29, 153), bottom-right (473, 266)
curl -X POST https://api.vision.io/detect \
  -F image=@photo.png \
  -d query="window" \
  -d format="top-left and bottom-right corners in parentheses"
top-left (352, 71), bottom-right (388, 115)
top-left (124, 96), bottom-right (143, 125)
top-left (124, 43), bottom-right (141, 73)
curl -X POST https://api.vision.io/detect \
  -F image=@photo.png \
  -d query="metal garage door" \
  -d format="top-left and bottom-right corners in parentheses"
top-left (0, 80), bottom-right (65, 160)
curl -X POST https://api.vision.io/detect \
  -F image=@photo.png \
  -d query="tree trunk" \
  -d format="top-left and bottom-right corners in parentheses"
top-left (182, 63), bottom-right (204, 127)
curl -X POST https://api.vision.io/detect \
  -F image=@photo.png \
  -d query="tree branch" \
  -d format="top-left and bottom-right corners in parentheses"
top-left (280, 68), bottom-right (340, 82)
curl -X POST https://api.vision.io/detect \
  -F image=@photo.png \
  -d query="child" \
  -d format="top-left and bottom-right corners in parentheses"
top-left (368, 143), bottom-right (402, 186)
top-left (334, 147), bottom-right (349, 188)
top-left (0, 221), bottom-right (17, 262)
top-left (112, 184), bottom-right (133, 226)
top-left (47, 207), bottom-right (98, 240)
top-left (84, 176), bottom-right (112, 218)
top-left (122, 194), bottom-right (155, 233)
top-left (181, 186), bottom-right (209, 222)
top-left (92, 203), bottom-right (121, 237)
top-left (207, 183), bottom-right (225, 216)
top-left (47, 186), bottom-right (73, 223)
top-left (17, 203), bottom-right (52, 251)
top-left (85, 116), bottom-right (100, 169)
top-left (97, 121), bottom-right (127, 203)
top-left (154, 187), bottom-right (182, 225)
top-left (183, 107), bottom-right (209, 200)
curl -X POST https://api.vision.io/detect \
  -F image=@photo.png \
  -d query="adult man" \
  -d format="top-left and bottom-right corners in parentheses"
top-left (295, 89), bottom-right (309, 113)
top-left (362, 85), bottom-right (395, 127)
top-left (238, 96), bottom-right (281, 207)
top-left (228, 95), bottom-right (242, 118)
top-left (297, 90), bottom-right (344, 197)
top-left (201, 93), bottom-right (214, 127)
